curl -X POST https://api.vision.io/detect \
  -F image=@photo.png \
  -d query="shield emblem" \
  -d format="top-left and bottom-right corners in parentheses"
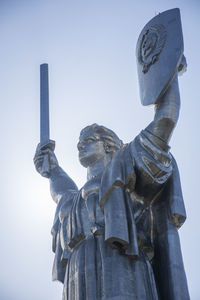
top-left (136, 8), bottom-right (184, 106)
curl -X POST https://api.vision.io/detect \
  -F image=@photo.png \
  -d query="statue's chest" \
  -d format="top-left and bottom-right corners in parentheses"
top-left (81, 177), bottom-right (104, 229)
top-left (81, 176), bottom-right (100, 200)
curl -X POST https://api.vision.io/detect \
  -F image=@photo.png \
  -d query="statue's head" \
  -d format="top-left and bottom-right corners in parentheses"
top-left (77, 123), bottom-right (123, 167)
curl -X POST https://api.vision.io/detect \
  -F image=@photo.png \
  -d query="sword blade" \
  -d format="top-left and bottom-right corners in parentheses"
top-left (40, 63), bottom-right (49, 143)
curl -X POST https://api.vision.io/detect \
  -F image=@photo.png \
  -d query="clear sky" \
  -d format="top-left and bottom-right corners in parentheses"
top-left (0, 0), bottom-right (199, 299)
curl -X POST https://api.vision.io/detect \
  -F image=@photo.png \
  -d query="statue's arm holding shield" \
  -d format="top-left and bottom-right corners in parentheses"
top-left (131, 9), bottom-right (187, 197)
top-left (137, 9), bottom-right (186, 149)
top-left (145, 72), bottom-right (180, 145)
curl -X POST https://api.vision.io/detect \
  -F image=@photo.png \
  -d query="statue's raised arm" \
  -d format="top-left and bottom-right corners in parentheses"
top-left (136, 8), bottom-right (186, 146)
top-left (146, 72), bottom-right (180, 144)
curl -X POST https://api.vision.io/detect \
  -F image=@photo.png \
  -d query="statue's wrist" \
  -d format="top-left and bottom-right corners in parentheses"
top-left (49, 165), bottom-right (61, 180)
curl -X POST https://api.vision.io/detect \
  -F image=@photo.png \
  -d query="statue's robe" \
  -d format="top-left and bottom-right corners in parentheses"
top-left (50, 130), bottom-right (189, 300)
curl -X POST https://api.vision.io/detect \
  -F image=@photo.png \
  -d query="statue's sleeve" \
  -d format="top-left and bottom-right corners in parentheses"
top-left (130, 129), bottom-right (173, 198)
top-left (49, 166), bottom-right (78, 203)
top-left (51, 188), bottom-right (79, 283)
top-left (131, 128), bottom-right (186, 226)
top-left (49, 166), bottom-right (78, 282)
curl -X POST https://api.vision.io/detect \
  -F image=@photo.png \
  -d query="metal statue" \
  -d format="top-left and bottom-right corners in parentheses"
top-left (34, 8), bottom-right (190, 300)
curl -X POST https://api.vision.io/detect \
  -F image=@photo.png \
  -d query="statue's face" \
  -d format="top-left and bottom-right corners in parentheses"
top-left (77, 134), bottom-right (106, 168)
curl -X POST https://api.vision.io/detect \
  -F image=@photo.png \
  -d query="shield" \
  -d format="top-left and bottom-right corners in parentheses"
top-left (136, 8), bottom-right (184, 106)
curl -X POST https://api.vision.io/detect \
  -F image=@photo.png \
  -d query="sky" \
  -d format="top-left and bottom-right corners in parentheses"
top-left (0, 0), bottom-right (200, 299)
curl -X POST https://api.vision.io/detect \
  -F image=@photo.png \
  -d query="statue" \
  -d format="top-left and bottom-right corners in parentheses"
top-left (34, 8), bottom-right (190, 300)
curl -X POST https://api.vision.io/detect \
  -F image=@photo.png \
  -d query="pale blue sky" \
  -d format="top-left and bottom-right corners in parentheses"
top-left (0, 1), bottom-right (199, 299)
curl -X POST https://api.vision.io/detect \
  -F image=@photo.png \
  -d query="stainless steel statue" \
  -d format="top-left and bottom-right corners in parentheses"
top-left (34, 8), bottom-right (190, 300)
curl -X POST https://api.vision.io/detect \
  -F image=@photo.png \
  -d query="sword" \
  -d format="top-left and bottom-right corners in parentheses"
top-left (40, 63), bottom-right (55, 177)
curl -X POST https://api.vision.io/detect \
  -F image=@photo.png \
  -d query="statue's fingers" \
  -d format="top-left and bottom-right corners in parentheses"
top-left (34, 154), bottom-right (47, 163)
top-left (41, 148), bottom-right (53, 155)
top-left (34, 149), bottom-right (51, 160)
top-left (34, 158), bottom-right (46, 170)
top-left (36, 143), bottom-right (45, 153)
top-left (34, 161), bottom-right (42, 170)
top-left (36, 166), bottom-right (42, 173)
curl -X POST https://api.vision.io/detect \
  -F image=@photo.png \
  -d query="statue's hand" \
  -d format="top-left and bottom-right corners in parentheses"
top-left (33, 140), bottom-right (57, 178)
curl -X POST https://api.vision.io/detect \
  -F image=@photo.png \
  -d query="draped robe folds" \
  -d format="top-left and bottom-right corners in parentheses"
top-left (50, 130), bottom-right (190, 300)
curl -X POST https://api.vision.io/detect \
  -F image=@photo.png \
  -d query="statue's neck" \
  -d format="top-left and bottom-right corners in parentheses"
top-left (87, 155), bottom-right (111, 181)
